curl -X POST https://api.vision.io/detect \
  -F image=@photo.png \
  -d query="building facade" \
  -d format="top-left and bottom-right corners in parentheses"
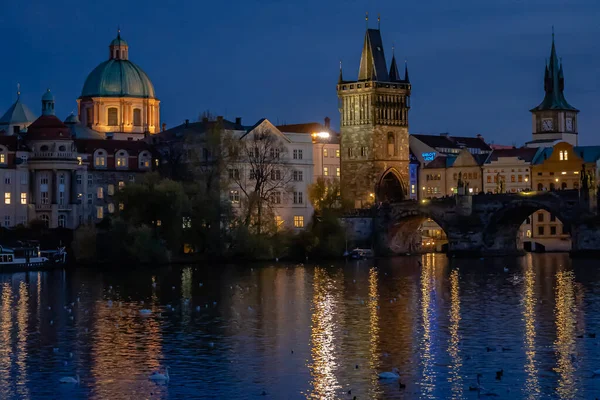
top-left (337, 25), bottom-right (411, 207)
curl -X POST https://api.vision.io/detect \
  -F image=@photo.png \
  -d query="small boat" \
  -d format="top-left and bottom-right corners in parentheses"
top-left (0, 242), bottom-right (67, 272)
top-left (350, 248), bottom-right (374, 259)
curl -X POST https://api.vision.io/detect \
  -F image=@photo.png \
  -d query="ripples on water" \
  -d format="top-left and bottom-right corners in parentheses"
top-left (0, 254), bottom-right (599, 399)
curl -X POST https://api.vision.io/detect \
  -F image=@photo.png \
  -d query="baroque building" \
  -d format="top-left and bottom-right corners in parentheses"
top-left (337, 24), bottom-right (411, 208)
top-left (527, 33), bottom-right (579, 148)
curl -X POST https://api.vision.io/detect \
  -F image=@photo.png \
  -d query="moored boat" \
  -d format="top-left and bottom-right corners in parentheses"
top-left (0, 242), bottom-right (67, 272)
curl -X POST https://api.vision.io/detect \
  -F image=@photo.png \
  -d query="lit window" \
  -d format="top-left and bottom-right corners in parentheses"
top-left (229, 190), bottom-right (240, 204)
top-left (96, 206), bottom-right (103, 219)
top-left (4, 193), bottom-right (10, 205)
top-left (118, 181), bottom-right (125, 189)
top-left (97, 187), bottom-right (103, 199)
top-left (119, 203), bottom-right (124, 211)
top-left (0, 154), bottom-right (5, 164)
top-left (294, 215), bottom-right (304, 228)
top-left (336, 149), bottom-right (340, 158)
top-left (559, 150), bottom-right (568, 161)
top-left (108, 203), bottom-right (115, 213)
top-left (323, 148), bottom-right (328, 157)
top-left (275, 215), bottom-right (284, 230)
top-left (156, 220), bottom-right (162, 226)
top-left (411, 184), bottom-right (415, 194)
top-left (20, 193), bottom-right (26, 205)
top-left (526, 230), bottom-right (532, 238)
top-left (95, 152), bottom-right (106, 167)
top-left (336, 167), bottom-right (340, 177)
top-left (182, 217), bottom-right (192, 229)
top-left (323, 167), bottom-right (329, 176)
top-left (77, 156), bottom-right (82, 166)
top-left (108, 184), bottom-right (114, 196)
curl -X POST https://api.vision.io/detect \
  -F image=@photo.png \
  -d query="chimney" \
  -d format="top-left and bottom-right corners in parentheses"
top-left (235, 117), bottom-right (242, 125)
top-left (324, 116), bottom-right (331, 128)
top-left (185, 119), bottom-right (189, 127)
top-left (161, 123), bottom-right (166, 132)
top-left (217, 116), bottom-right (223, 122)
top-left (202, 117), bottom-right (208, 123)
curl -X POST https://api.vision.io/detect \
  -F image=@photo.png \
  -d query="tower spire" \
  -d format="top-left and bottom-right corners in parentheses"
top-left (389, 48), bottom-right (400, 81)
top-left (338, 60), bottom-right (344, 84)
top-left (378, 14), bottom-right (381, 30)
top-left (404, 60), bottom-right (410, 83)
top-left (365, 12), bottom-right (368, 28)
top-left (16, 83), bottom-right (20, 99)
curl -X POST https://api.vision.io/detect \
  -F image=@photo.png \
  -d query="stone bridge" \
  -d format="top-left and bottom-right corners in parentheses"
top-left (371, 190), bottom-right (600, 256)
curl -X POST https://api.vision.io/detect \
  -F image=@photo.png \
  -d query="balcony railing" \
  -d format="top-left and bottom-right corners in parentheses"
top-left (31, 152), bottom-right (76, 160)
top-left (35, 203), bottom-right (73, 211)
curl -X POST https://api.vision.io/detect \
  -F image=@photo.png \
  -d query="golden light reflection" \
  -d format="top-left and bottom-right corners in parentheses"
top-left (420, 256), bottom-right (435, 398)
top-left (367, 267), bottom-right (380, 397)
top-left (307, 267), bottom-right (340, 399)
top-left (0, 283), bottom-right (13, 391)
top-left (16, 281), bottom-right (30, 399)
top-left (554, 270), bottom-right (577, 399)
top-left (522, 258), bottom-right (540, 399)
top-left (447, 269), bottom-right (462, 399)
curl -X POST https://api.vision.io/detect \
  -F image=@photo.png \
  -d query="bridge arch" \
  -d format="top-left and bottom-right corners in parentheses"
top-left (482, 199), bottom-right (572, 252)
top-left (383, 207), bottom-right (450, 254)
top-left (377, 168), bottom-right (407, 203)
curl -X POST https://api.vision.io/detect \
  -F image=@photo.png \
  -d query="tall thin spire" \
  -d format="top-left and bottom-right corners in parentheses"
top-left (377, 14), bottom-right (381, 30)
top-left (365, 12), bottom-right (369, 28)
top-left (389, 48), bottom-right (400, 81)
top-left (338, 60), bottom-right (344, 84)
top-left (117, 25), bottom-right (121, 39)
top-left (16, 83), bottom-right (20, 99)
top-left (404, 60), bottom-right (410, 83)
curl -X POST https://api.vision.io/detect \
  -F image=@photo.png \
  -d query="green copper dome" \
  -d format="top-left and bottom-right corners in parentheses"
top-left (80, 59), bottom-right (155, 98)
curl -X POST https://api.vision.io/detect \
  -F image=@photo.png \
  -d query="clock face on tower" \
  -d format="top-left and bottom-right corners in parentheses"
top-left (566, 118), bottom-right (573, 132)
top-left (542, 118), bottom-right (554, 131)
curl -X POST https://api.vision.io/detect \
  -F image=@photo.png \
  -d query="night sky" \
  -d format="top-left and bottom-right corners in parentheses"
top-left (1, 0), bottom-right (599, 145)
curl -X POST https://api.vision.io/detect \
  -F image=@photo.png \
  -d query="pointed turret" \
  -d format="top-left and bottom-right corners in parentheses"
top-left (338, 61), bottom-right (344, 84)
top-left (404, 60), bottom-right (410, 83)
top-left (358, 29), bottom-right (389, 81)
top-left (531, 32), bottom-right (577, 111)
top-left (389, 52), bottom-right (400, 81)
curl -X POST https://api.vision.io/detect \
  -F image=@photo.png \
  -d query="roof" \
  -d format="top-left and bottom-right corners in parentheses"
top-left (110, 32), bottom-right (128, 47)
top-left (423, 155), bottom-right (447, 169)
top-left (530, 35), bottom-right (578, 112)
top-left (532, 145), bottom-right (600, 164)
top-left (277, 122), bottom-right (340, 144)
top-left (41, 89), bottom-right (54, 102)
top-left (81, 59), bottom-right (155, 98)
top-left (0, 96), bottom-right (36, 126)
top-left (487, 147), bottom-right (538, 163)
top-left (358, 29), bottom-right (389, 81)
top-left (157, 118), bottom-right (245, 142)
top-left (411, 133), bottom-right (491, 152)
top-left (25, 115), bottom-right (72, 140)
top-left (75, 138), bottom-right (151, 154)
top-left (389, 55), bottom-right (400, 82)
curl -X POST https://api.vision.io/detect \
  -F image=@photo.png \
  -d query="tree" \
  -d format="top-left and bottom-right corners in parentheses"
top-left (226, 126), bottom-right (295, 235)
top-left (308, 177), bottom-right (347, 212)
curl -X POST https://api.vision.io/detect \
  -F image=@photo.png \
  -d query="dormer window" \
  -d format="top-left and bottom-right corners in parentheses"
top-left (95, 150), bottom-right (106, 167)
top-left (559, 150), bottom-right (568, 161)
top-left (0, 148), bottom-right (6, 165)
top-left (116, 151), bottom-right (128, 168)
top-left (138, 151), bottom-right (151, 169)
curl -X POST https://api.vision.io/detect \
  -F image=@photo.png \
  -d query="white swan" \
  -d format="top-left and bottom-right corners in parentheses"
top-left (149, 366), bottom-right (170, 382)
top-left (378, 368), bottom-right (400, 379)
top-left (59, 375), bottom-right (80, 384)
top-left (140, 309), bottom-right (152, 315)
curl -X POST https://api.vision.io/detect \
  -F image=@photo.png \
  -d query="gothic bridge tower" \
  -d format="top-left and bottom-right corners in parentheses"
top-left (337, 19), bottom-right (411, 208)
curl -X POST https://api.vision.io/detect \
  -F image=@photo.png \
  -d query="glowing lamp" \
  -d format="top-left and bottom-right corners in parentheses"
top-left (315, 132), bottom-right (330, 139)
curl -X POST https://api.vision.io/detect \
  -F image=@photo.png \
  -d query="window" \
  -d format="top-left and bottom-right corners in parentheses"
top-left (4, 174), bottom-right (9, 185)
top-left (133, 109), bottom-right (142, 127)
top-left (20, 173), bottom-right (27, 185)
top-left (336, 149), bottom-right (340, 158)
top-left (229, 190), bottom-right (240, 204)
top-left (4, 216), bottom-right (10, 227)
top-left (96, 206), bottom-right (103, 219)
top-left (107, 108), bottom-right (118, 126)
top-left (58, 192), bottom-right (64, 205)
top-left (4, 193), bottom-right (10, 205)
top-left (0, 153), bottom-right (5, 164)
top-left (550, 214), bottom-right (556, 222)
top-left (95, 151), bottom-right (106, 167)
top-left (559, 150), bottom-right (568, 161)
top-left (511, 175), bottom-right (515, 183)
top-left (41, 192), bottom-right (49, 205)
top-left (182, 217), bottom-right (192, 229)
top-left (293, 191), bottom-right (303, 204)
top-left (58, 215), bottom-right (66, 228)
top-left (550, 226), bottom-right (557, 235)
top-left (537, 213), bottom-right (544, 222)
top-left (118, 181), bottom-right (125, 190)
top-left (336, 167), bottom-right (340, 177)
top-left (487, 175), bottom-right (491, 183)
top-left (88, 175), bottom-right (93, 186)
top-left (294, 215), bottom-right (304, 228)
top-left (537, 183), bottom-right (543, 191)
top-left (526, 229), bottom-right (532, 238)
top-left (77, 156), bottom-right (82, 166)
top-left (87, 193), bottom-right (92, 204)
top-left (116, 151), bottom-right (128, 168)
top-left (269, 148), bottom-right (280, 159)
top-left (40, 214), bottom-right (49, 227)
top-left (292, 149), bottom-right (303, 160)
top-left (323, 167), bottom-right (329, 176)
top-left (139, 152), bottom-right (151, 169)
top-left (526, 217), bottom-right (531, 224)
top-left (19, 216), bottom-right (26, 226)
top-left (360, 147), bottom-right (367, 157)
top-left (348, 148), bottom-right (353, 157)
top-left (293, 171), bottom-right (303, 181)
top-left (561, 182), bottom-right (567, 190)
top-left (518, 175), bottom-right (523, 183)
top-left (108, 203), bottom-right (115, 214)
top-left (108, 184), bottom-right (114, 196)
top-left (97, 187), bottom-right (103, 199)
top-left (76, 175), bottom-right (82, 185)
top-left (129, 175), bottom-right (135, 182)
top-left (20, 193), bottom-right (26, 205)
top-left (270, 170), bottom-right (281, 180)
top-left (275, 215), bottom-right (284, 230)
top-left (228, 169), bottom-right (240, 180)
top-left (323, 148), bottom-right (328, 158)
top-left (538, 226), bottom-right (544, 235)
top-left (387, 133), bottom-right (395, 156)
top-left (270, 192), bottom-right (281, 204)
top-left (119, 202), bottom-right (124, 211)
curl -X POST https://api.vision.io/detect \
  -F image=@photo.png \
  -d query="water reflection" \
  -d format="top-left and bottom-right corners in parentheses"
top-left (308, 268), bottom-right (340, 399)
top-left (0, 283), bottom-right (12, 395)
top-left (367, 267), bottom-right (380, 398)
top-left (554, 270), bottom-right (578, 399)
top-left (419, 255), bottom-right (435, 398)
top-left (447, 269), bottom-right (462, 399)
top-left (16, 281), bottom-right (29, 399)
top-left (522, 257), bottom-right (540, 399)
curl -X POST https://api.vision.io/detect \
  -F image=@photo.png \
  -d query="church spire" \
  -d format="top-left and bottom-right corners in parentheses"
top-left (389, 47), bottom-right (400, 81)
top-left (404, 60), bottom-right (410, 83)
top-left (358, 27), bottom-right (389, 81)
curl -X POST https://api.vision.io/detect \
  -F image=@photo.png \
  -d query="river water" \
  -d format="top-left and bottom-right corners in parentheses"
top-left (0, 254), bottom-right (599, 399)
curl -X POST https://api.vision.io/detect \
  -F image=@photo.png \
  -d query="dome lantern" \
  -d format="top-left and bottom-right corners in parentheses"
top-left (109, 29), bottom-right (129, 60)
top-left (42, 89), bottom-right (55, 116)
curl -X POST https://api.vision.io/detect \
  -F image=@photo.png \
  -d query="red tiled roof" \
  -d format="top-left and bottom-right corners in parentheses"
top-left (75, 138), bottom-right (151, 154)
top-left (26, 115), bottom-right (72, 140)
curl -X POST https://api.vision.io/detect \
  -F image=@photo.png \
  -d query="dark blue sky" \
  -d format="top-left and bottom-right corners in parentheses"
top-left (1, 0), bottom-right (599, 145)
